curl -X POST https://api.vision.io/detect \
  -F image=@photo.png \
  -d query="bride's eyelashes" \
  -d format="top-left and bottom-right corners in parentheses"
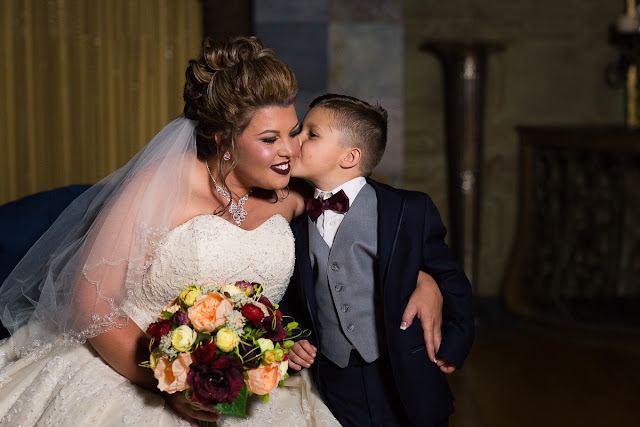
top-left (260, 125), bottom-right (301, 144)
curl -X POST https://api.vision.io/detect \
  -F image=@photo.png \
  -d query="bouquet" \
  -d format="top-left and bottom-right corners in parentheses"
top-left (141, 279), bottom-right (306, 420)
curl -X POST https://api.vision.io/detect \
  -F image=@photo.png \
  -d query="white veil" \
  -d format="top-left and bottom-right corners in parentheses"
top-left (0, 117), bottom-right (197, 358)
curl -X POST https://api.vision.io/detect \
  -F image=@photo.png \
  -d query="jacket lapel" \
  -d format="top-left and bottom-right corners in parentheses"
top-left (367, 178), bottom-right (405, 290)
top-left (291, 216), bottom-right (318, 323)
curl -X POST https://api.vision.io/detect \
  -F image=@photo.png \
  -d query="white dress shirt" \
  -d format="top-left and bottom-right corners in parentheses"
top-left (313, 177), bottom-right (366, 247)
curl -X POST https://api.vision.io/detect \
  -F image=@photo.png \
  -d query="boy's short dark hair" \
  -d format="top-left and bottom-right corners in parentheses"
top-left (309, 94), bottom-right (387, 176)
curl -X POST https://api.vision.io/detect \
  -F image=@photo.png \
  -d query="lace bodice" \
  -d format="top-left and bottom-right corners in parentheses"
top-left (123, 214), bottom-right (295, 330)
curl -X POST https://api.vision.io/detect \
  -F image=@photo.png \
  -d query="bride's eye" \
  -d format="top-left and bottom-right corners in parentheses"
top-left (262, 137), bottom-right (277, 144)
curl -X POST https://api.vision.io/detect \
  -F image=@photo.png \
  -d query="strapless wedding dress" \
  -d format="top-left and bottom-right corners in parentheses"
top-left (0, 214), bottom-right (338, 426)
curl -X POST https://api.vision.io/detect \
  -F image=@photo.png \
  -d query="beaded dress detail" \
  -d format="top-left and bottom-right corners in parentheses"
top-left (0, 215), bottom-right (339, 426)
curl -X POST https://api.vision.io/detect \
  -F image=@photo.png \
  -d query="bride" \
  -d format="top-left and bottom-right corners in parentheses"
top-left (0, 36), bottom-right (440, 426)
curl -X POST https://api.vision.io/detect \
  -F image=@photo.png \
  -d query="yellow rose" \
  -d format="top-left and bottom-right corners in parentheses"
top-left (188, 292), bottom-right (234, 332)
top-left (273, 348), bottom-right (285, 362)
top-left (262, 349), bottom-right (277, 364)
top-left (171, 325), bottom-right (197, 352)
top-left (245, 362), bottom-right (283, 395)
top-left (215, 327), bottom-right (239, 352)
top-left (154, 353), bottom-right (192, 393)
top-left (257, 338), bottom-right (274, 352)
top-left (179, 285), bottom-right (202, 308)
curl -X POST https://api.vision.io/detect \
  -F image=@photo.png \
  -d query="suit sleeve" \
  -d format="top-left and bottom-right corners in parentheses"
top-left (278, 275), bottom-right (317, 347)
top-left (420, 194), bottom-right (474, 368)
top-left (278, 217), bottom-right (318, 347)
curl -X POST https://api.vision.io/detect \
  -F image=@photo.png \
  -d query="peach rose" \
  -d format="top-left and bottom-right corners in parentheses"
top-left (187, 292), bottom-right (233, 332)
top-left (154, 353), bottom-right (193, 393)
top-left (244, 362), bottom-right (284, 395)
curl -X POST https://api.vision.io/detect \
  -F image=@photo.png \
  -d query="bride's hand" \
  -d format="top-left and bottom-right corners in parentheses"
top-left (164, 392), bottom-right (220, 426)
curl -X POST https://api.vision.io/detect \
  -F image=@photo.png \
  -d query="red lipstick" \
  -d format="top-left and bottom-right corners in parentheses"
top-left (270, 161), bottom-right (290, 175)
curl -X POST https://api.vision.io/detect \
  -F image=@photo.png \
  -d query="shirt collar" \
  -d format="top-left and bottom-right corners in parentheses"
top-left (314, 176), bottom-right (367, 203)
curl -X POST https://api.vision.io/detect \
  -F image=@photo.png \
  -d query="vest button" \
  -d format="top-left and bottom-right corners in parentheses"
top-left (341, 304), bottom-right (349, 313)
top-left (331, 263), bottom-right (340, 271)
top-left (346, 324), bottom-right (355, 332)
top-left (334, 284), bottom-right (343, 292)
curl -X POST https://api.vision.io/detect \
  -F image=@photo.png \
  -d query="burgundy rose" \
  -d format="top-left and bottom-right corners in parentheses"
top-left (261, 311), bottom-right (286, 342)
top-left (238, 341), bottom-right (262, 369)
top-left (258, 296), bottom-right (275, 312)
top-left (241, 304), bottom-right (264, 324)
top-left (146, 319), bottom-right (172, 340)
top-left (258, 296), bottom-right (282, 320)
top-left (172, 310), bottom-right (189, 326)
top-left (187, 355), bottom-right (245, 407)
top-left (259, 296), bottom-right (285, 341)
top-left (192, 341), bottom-right (217, 363)
top-left (261, 318), bottom-right (287, 342)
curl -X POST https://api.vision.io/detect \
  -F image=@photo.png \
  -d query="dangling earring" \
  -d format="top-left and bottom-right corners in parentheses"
top-left (223, 151), bottom-right (231, 161)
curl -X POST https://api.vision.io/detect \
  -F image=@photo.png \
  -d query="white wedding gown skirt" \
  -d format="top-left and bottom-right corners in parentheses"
top-left (0, 215), bottom-right (339, 426)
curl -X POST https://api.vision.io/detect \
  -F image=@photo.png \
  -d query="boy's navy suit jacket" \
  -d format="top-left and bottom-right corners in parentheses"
top-left (282, 178), bottom-right (475, 426)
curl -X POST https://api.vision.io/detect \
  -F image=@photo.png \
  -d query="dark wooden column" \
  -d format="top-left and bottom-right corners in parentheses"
top-left (420, 41), bottom-right (503, 292)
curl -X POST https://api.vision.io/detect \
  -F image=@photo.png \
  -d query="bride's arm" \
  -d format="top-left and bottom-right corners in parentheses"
top-left (88, 323), bottom-right (220, 425)
top-left (72, 167), bottom-right (219, 424)
top-left (88, 322), bottom-right (157, 388)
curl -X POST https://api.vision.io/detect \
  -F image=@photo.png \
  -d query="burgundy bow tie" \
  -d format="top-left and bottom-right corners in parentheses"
top-left (305, 190), bottom-right (350, 221)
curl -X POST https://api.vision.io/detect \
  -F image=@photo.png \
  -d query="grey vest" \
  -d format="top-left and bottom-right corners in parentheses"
top-left (308, 183), bottom-right (380, 368)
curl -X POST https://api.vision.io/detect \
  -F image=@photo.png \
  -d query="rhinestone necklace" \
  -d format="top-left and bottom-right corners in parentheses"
top-left (206, 162), bottom-right (250, 225)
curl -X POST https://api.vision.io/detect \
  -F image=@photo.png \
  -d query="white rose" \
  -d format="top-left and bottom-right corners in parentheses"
top-left (279, 360), bottom-right (288, 378)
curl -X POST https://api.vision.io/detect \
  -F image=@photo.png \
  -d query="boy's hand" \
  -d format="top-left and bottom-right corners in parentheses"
top-left (436, 358), bottom-right (457, 374)
top-left (400, 271), bottom-right (443, 364)
top-left (288, 339), bottom-right (317, 371)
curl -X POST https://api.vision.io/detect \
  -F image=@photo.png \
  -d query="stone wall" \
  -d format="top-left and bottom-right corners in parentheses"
top-left (255, 0), bottom-right (625, 297)
top-left (405, 0), bottom-right (624, 296)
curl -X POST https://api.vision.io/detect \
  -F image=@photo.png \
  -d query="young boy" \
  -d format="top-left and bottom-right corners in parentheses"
top-left (284, 94), bottom-right (474, 426)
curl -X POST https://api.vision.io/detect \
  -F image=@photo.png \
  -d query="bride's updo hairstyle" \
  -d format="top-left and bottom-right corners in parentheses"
top-left (183, 36), bottom-right (298, 191)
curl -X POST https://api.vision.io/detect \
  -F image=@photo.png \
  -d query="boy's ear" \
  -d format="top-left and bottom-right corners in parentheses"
top-left (340, 147), bottom-right (362, 169)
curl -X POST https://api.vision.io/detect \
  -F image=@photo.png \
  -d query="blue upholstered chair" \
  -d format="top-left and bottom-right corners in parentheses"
top-left (0, 184), bottom-right (91, 338)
